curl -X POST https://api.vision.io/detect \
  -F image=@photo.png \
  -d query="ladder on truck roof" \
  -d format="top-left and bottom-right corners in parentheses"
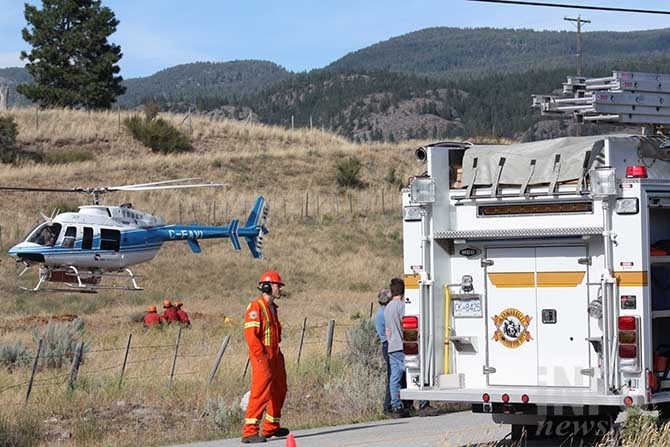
top-left (532, 71), bottom-right (670, 127)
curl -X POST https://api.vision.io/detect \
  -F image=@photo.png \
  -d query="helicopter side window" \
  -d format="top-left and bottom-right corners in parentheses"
top-left (100, 228), bottom-right (120, 252)
top-left (62, 226), bottom-right (77, 248)
top-left (28, 223), bottom-right (62, 247)
top-left (82, 227), bottom-right (93, 250)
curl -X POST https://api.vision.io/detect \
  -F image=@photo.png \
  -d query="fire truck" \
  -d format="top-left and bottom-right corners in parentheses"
top-left (399, 71), bottom-right (670, 438)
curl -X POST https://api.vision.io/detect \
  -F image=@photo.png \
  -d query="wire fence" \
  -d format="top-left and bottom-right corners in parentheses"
top-left (0, 314), bottom-right (375, 405)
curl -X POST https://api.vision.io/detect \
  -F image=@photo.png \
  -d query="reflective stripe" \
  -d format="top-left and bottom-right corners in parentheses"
top-left (488, 272), bottom-right (535, 288)
top-left (245, 418), bottom-right (261, 425)
top-left (404, 273), bottom-right (420, 289)
top-left (615, 271), bottom-right (648, 287)
top-left (258, 299), bottom-right (272, 346)
top-left (244, 322), bottom-right (261, 329)
top-left (265, 414), bottom-right (281, 423)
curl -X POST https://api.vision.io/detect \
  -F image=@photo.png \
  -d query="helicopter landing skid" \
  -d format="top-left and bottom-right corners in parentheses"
top-left (20, 266), bottom-right (144, 293)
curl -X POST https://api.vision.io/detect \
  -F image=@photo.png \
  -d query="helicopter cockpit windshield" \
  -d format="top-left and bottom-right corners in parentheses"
top-left (27, 223), bottom-right (62, 247)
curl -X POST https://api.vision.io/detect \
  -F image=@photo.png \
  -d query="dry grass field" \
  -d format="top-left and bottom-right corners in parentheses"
top-left (0, 107), bottom-right (421, 446)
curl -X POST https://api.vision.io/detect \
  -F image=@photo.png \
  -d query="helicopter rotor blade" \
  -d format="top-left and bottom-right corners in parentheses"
top-left (0, 186), bottom-right (86, 193)
top-left (105, 178), bottom-right (202, 190)
top-left (111, 183), bottom-right (224, 192)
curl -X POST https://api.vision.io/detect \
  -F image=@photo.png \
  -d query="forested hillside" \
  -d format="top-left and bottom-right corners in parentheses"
top-left (116, 60), bottom-right (291, 107)
top-left (327, 27), bottom-right (670, 79)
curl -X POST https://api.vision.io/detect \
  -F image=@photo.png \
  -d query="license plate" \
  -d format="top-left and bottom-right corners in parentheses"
top-left (453, 296), bottom-right (482, 318)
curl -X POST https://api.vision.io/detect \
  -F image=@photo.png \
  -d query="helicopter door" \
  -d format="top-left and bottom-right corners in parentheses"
top-left (62, 227), bottom-right (76, 248)
top-left (82, 227), bottom-right (93, 250)
top-left (94, 228), bottom-right (123, 268)
top-left (100, 229), bottom-right (120, 251)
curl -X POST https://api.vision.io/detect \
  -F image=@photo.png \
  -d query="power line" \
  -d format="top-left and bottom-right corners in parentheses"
top-left (466, 0), bottom-right (670, 15)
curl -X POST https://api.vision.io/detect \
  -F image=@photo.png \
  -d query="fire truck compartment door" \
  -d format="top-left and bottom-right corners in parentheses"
top-left (486, 246), bottom-right (589, 387)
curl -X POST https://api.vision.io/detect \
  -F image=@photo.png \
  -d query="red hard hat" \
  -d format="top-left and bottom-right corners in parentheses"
top-left (259, 271), bottom-right (284, 286)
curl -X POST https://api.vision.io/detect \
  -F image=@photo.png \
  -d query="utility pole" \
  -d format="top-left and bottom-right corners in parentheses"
top-left (564, 15), bottom-right (591, 77)
top-left (565, 15), bottom-right (590, 136)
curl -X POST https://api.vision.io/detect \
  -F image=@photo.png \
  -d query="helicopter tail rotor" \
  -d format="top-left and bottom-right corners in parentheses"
top-left (240, 196), bottom-right (269, 259)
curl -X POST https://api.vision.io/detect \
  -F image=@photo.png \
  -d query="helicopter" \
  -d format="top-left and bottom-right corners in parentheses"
top-left (1, 179), bottom-right (269, 293)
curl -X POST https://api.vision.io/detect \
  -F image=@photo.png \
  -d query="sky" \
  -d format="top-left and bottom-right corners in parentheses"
top-left (1, 0), bottom-right (670, 79)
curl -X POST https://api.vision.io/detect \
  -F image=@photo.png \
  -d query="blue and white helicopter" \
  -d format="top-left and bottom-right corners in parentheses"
top-left (2, 179), bottom-right (268, 292)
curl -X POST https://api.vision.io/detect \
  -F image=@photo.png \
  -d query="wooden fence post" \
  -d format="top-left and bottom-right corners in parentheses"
top-left (325, 320), bottom-right (335, 372)
top-left (208, 335), bottom-right (230, 384)
top-left (25, 339), bottom-right (42, 404)
top-left (119, 333), bottom-right (132, 387)
top-left (296, 317), bottom-right (307, 366)
top-left (67, 341), bottom-right (84, 391)
top-left (169, 326), bottom-right (182, 386)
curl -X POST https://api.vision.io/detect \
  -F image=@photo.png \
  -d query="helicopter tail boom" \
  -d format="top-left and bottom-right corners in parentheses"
top-left (158, 196), bottom-right (268, 258)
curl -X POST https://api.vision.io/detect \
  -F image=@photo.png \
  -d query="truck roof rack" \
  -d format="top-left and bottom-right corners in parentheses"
top-left (533, 71), bottom-right (670, 128)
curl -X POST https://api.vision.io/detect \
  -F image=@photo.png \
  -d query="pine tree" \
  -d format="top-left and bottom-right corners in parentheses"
top-left (17, 0), bottom-right (125, 109)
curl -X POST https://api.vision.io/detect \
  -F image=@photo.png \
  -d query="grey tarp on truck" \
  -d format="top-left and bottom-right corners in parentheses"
top-left (460, 135), bottom-right (665, 187)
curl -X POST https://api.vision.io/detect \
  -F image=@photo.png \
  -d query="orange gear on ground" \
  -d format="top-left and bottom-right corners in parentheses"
top-left (163, 306), bottom-right (179, 323)
top-left (144, 313), bottom-right (163, 326)
top-left (242, 295), bottom-right (287, 438)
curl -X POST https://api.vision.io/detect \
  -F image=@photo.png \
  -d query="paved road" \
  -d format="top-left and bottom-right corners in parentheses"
top-left (171, 412), bottom-right (512, 447)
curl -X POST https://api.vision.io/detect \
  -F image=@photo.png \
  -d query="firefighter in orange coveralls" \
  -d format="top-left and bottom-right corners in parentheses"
top-left (143, 306), bottom-right (163, 327)
top-left (241, 271), bottom-right (289, 444)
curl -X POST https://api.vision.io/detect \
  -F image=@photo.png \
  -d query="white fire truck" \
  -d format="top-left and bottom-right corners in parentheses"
top-left (399, 72), bottom-right (670, 437)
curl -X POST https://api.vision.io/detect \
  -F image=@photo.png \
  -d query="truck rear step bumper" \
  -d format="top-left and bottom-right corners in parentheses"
top-left (400, 387), bottom-right (643, 407)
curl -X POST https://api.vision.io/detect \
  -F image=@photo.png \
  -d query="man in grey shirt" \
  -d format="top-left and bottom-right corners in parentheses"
top-left (384, 277), bottom-right (409, 418)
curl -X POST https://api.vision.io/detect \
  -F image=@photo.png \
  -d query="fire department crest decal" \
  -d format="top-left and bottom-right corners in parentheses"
top-left (491, 308), bottom-right (533, 349)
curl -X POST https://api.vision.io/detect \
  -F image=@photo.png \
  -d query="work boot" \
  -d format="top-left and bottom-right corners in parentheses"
top-left (241, 434), bottom-right (267, 443)
top-left (262, 427), bottom-right (290, 438)
top-left (417, 405), bottom-right (441, 417)
top-left (390, 407), bottom-right (409, 418)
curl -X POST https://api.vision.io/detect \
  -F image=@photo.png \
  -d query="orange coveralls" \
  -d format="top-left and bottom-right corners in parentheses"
top-left (242, 296), bottom-right (287, 438)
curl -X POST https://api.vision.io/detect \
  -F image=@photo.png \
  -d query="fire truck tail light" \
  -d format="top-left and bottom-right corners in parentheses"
top-left (625, 165), bottom-right (648, 178)
top-left (618, 330), bottom-right (636, 344)
top-left (619, 344), bottom-right (637, 359)
top-left (521, 394), bottom-right (530, 404)
top-left (618, 316), bottom-right (637, 331)
top-left (402, 316), bottom-right (419, 330)
top-left (403, 342), bottom-right (419, 355)
top-left (482, 393), bottom-right (490, 403)
top-left (624, 396), bottom-right (634, 406)
top-left (501, 393), bottom-right (510, 403)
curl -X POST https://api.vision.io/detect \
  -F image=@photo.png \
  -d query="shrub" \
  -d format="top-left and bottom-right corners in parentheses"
top-left (204, 397), bottom-right (243, 433)
top-left (130, 311), bottom-right (145, 323)
top-left (344, 318), bottom-right (383, 371)
top-left (0, 412), bottom-right (42, 447)
top-left (124, 111), bottom-right (192, 154)
top-left (32, 318), bottom-right (89, 368)
top-left (42, 148), bottom-right (94, 164)
top-left (336, 157), bottom-right (366, 189)
top-left (0, 115), bottom-right (19, 164)
top-left (0, 341), bottom-right (34, 370)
